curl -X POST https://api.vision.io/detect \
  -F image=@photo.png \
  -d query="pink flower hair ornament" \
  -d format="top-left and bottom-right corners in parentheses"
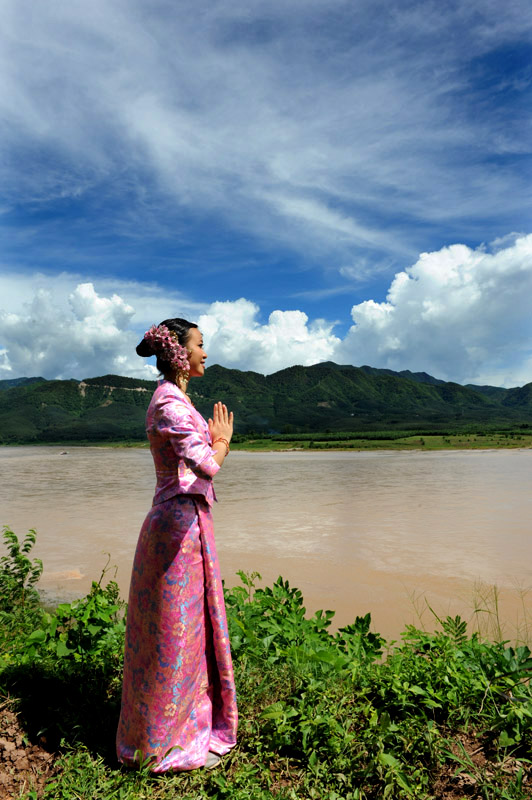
top-left (143, 324), bottom-right (191, 374)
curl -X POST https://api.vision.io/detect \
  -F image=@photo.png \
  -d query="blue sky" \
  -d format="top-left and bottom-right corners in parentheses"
top-left (1, 0), bottom-right (532, 385)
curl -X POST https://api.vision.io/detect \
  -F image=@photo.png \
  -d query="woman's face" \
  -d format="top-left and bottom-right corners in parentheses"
top-left (186, 328), bottom-right (207, 378)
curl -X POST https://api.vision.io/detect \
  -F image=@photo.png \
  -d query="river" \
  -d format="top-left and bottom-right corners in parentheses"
top-left (1, 446), bottom-right (531, 641)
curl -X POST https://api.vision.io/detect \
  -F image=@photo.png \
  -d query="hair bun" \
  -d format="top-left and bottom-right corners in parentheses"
top-left (136, 338), bottom-right (154, 357)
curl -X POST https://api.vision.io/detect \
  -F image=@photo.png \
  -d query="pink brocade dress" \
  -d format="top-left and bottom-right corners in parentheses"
top-left (116, 381), bottom-right (238, 771)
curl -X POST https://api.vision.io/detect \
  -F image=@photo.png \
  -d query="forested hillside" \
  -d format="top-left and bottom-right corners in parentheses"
top-left (0, 363), bottom-right (531, 443)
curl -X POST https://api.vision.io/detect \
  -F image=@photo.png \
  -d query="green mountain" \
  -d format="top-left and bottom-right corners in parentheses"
top-left (195, 363), bottom-right (531, 433)
top-left (0, 376), bottom-right (155, 443)
top-left (0, 377), bottom-right (48, 391)
top-left (0, 364), bottom-right (531, 444)
top-left (464, 383), bottom-right (509, 399)
top-left (359, 365), bottom-right (446, 386)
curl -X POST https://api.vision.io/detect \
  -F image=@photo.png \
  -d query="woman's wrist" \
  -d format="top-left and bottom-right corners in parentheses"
top-left (213, 437), bottom-right (230, 456)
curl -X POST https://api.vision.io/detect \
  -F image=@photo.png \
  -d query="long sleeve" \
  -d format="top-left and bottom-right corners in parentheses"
top-left (147, 383), bottom-right (219, 506)
top-left (157, 396), bottom-right (220, 479)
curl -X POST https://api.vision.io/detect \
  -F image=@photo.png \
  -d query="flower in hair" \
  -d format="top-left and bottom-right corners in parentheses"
top-left (143, 324), bottom-right (190, 373)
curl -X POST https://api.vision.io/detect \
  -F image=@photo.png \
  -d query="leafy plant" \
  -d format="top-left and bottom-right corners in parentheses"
top-left (0, 564), bottom-right (530, 798)
top-left (0, 525), bottom-right (43, 611)
top-left (24, 566), bottom-right (125, 669)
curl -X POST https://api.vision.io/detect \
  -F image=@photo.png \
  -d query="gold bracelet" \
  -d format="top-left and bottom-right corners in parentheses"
top-left (213, 437), bottom-right (230, 456)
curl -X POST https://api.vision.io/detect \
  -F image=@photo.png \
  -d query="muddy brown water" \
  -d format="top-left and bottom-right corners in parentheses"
top-left (1, 446), bottom-right (531, 641)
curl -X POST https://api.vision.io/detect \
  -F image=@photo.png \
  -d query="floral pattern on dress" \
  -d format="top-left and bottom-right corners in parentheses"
top-left (116, 382), bottom-right (238, 771)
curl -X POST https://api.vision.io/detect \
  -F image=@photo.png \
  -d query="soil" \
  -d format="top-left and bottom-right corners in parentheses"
top-left (0, 702), bottom-right (529, 799)
top-left (0, 702), bottom-right (57, 800)
top-left (432, 730), bottom-right (530, 800)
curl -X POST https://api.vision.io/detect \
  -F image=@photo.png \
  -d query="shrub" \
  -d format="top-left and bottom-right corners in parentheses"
top-left (0, 525), bottom-right (42, 612)
top-left (24, 574), bottom-right (126, 672)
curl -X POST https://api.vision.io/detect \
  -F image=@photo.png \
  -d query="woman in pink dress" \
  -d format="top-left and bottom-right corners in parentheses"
top-left (116, 317), bottom-right (238, 772)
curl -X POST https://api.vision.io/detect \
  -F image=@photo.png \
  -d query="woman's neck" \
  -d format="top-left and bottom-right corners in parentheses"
top-left (164, 373), bottom-right (189, 393)
top-left (166, 374), bottom-right (194, 405)
top-left (177, 375), bottom-right (189, 394)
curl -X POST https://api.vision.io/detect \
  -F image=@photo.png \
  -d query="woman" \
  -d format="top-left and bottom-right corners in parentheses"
top-left (116, 317), bottom-right (238, 772)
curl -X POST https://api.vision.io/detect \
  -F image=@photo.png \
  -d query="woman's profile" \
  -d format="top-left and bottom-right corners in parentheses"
top-left (116, 317), bottom-right (237, 771)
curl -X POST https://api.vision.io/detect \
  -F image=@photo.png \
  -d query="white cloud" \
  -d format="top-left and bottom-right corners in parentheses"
top-left (0, 275), bottom-right (341, 379)
top-left (0, 281), bottom-right (155, 380)
top-left (1, 234), bottom-right (532, 386)
top-left (0, 268), bottom-right (209, 380)
top-left (199, 299), bottom-right (340, 374)
top-left (0, 268), bottom-right (207, 331)
top-left (337, 234), bottom-right (532, 386)
top-left (1, 0), bottom-right (531, 273)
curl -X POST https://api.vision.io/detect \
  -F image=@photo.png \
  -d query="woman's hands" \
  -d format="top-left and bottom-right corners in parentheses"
top-left (208, 402), bottom-right (234, 466)
top-left (209, 402), bottom-right (234, 442)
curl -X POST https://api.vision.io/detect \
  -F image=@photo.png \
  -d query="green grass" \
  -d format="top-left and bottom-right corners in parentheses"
top-left (1, 529), bottom-right (532, 799)
top-left (4, 426), bottom-right (532, 451)
top-left (230, 430), bottom-right (532, 451)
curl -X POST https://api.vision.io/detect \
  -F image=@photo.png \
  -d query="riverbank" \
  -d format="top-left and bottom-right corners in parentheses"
top-left (230, 431), bottom-right (532, 452)
top-left (8, 429), bottom-right (531, 451)
top-left (1, 533), bottom-right (531, 800)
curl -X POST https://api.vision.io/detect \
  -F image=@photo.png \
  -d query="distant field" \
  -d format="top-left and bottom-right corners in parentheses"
top-left (4, 429), bottom-right (531, 451)
top-left (231, 430), bottom-right (532, 451)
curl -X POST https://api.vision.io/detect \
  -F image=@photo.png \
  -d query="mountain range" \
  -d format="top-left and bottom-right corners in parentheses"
top-left (0, 363), bottom-right (531, 443)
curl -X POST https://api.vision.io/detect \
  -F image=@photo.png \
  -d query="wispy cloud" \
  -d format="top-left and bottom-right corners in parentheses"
top-left (2, 0), bottom-right (531, 280)
top-left (1, 1), bottom-right (531, 386)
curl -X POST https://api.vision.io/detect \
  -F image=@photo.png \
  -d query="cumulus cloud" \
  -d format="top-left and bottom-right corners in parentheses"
top-left (337, 234), bottom-right (532, 386)
top-left (0, 269), bottom-right (207, 347)
top-left (198, 299), bottom-right (340, 374)
top-left (1, 234), bottom-right (532, 386)
top-left (0, 275), bottom-right (340, 379)
top-left (0, 282), bottom-right (155, 380)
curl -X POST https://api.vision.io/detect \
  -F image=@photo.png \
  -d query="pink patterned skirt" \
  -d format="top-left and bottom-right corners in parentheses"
top-left (116, 495), bottom-right (238, 771)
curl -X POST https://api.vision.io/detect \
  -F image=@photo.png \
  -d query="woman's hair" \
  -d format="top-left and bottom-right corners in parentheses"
top-left (136, 317), bottom-right (198, 376)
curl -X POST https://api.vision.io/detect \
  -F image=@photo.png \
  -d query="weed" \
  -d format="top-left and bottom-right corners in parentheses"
top-left (0, 525), bottom-right (43, 611)
top-left (0, 531), bottom-right (530, 799)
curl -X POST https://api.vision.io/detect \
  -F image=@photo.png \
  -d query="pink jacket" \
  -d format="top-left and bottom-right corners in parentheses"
top-left (146, 380), bottom-right (220, 507)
